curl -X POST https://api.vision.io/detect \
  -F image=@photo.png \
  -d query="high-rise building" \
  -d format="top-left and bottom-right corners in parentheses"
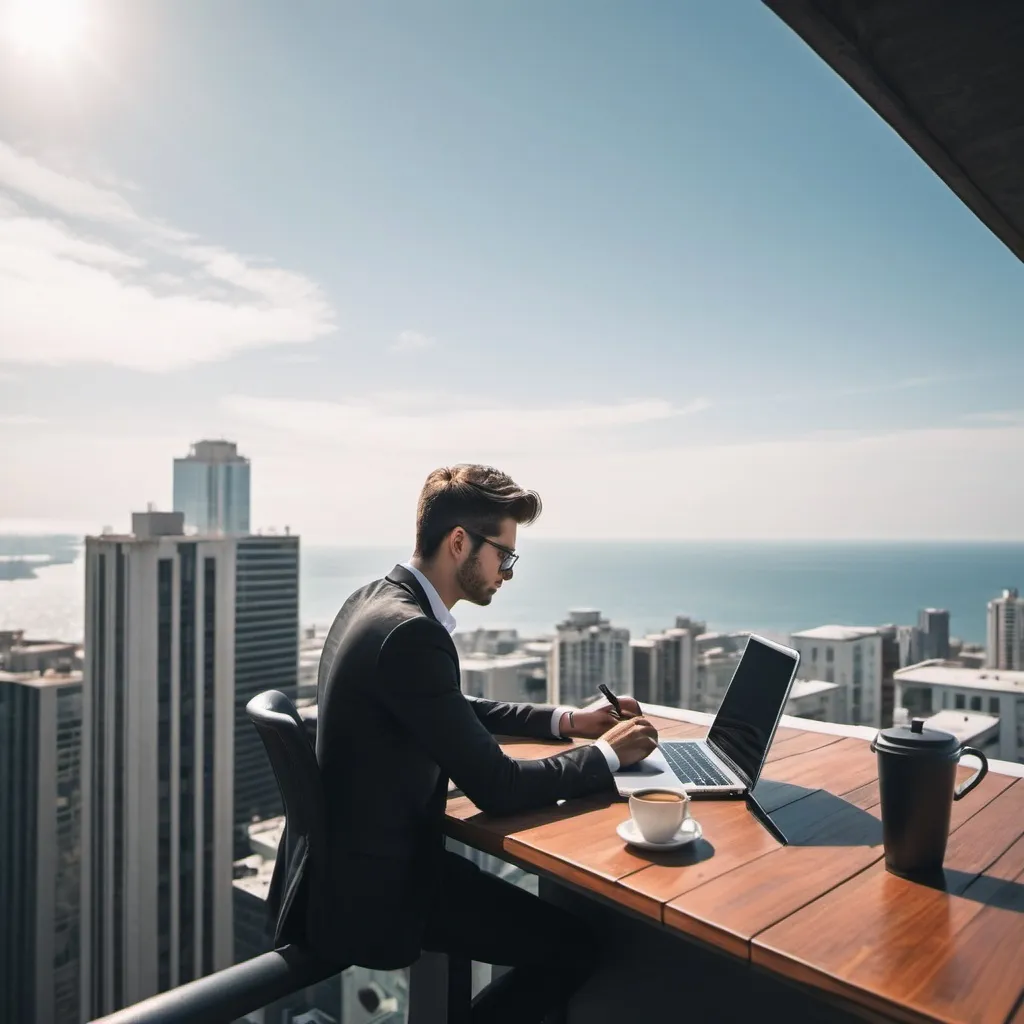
top-left (0, 667), bottom-right (83, 1024)
top-left (897, 624), bottom-right (924, 667)
top-left (662, 617), bottom-right (703, 708)
top-left (629, 617), bottom-right (703, 710)
top-left (174, 440), bottom-right (251, 536)
top-left (790, 625), bottom-right (883, 727)
top-left (876, 625), bottom-right (901, 728)
top-left (232, 533), bottom-right (300, 856)
top-left (550, 609), bottom-right (631, 707)
top-left (81, 512), bottom-right (237, 1017)
top-left (918, 608), bottom-right (951, 661)
top-left (987, 588), bottom-right (1024, 671)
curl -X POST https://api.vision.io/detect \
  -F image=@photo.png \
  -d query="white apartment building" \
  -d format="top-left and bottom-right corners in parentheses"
top-left (785, 679), bottom-right (843, 723)
top-left (459, 653), bottom-right (547, 704)
top-left (82, 512), bottom-right (237, 1017)
top-left (894, 661), bottom-right (1024, 763)
top-left (550, 609), bottom-right (631, 707)
top-left (695, 641), bottom-right (744, 715)
top-left (987, 588), bottom-right (1024, 671)
top-left (790, 625), bottom-right (883, 727)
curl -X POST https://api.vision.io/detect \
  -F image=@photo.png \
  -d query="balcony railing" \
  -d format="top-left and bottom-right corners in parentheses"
top-left (90, 945), bottom-right (341, 1024)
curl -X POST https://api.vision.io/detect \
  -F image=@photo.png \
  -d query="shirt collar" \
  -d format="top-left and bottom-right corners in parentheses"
top-left (400, 562), bottom-right (457, 634)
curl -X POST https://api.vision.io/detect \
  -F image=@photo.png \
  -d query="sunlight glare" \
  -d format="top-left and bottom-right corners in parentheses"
top-left (3, 0), bottom-right (88, 63)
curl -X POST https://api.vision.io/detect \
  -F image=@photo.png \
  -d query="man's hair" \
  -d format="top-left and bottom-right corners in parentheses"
top-left (415, 464), bottom-right (542, 560)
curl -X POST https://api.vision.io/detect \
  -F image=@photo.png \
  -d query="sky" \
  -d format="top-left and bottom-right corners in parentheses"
top-left (1, 0), bottom-right (1022, 544)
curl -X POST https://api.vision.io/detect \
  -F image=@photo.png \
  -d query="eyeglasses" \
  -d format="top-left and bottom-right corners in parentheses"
top-left (462, 528), bottom-right (519, 573)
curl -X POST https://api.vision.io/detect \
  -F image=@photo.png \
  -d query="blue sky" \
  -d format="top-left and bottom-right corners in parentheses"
top-left (1, 0), bottom-right (1022, 542)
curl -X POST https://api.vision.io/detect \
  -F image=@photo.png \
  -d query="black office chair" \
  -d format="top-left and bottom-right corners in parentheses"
top-left (246, 689), bottom-right (472, 1023)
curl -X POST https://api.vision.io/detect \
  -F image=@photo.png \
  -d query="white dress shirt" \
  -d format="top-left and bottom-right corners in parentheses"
top-left (399, 561), bottom-right (619, 772)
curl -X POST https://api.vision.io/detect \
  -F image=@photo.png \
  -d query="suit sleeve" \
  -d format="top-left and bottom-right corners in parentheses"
top-left (463, 694), bottom-right (563, 739)
top-left (376, 618), bottom-right (612, 816)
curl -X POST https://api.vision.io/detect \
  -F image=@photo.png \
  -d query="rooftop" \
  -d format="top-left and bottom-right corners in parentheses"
top-left (0, 668), bottom-right (83, 689)
top-left (459, 654), bottom-right (546, 672)
top-left (895, 660), bottom-right (1024, 694)
top-left (924, 710), bottom-right (1001, 745)
top-left (787, 679), bottom-right (840, 699)
top-left (791, 625), bottom-right (879, 642)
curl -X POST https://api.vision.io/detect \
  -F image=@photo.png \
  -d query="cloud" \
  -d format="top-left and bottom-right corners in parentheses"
top-left (768, 373), bottom-right (968, 403)
top-left (0, 413), bottom-right (46, 425)
top-left (960, 409), bottom-right (1024, 425)
top-left (392, 330), bottom-right (435, 352)
top-left (220, 392), bottom-right (711, 455)
top-left (4, 411), bottom-right (1021, 544)
top-left (0, 141), bottom-right (336, 371)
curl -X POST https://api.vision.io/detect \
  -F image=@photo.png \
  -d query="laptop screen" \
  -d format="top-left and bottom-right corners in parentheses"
top-left (707, 636), bottom-right (799, 787)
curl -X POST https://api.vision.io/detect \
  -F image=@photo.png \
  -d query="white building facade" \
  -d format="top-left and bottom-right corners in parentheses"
top-left (894, 661), bottom-right (1024, 763)
top-left (459, 654), bottom-right (547, 705)
top-left (81, 513), bottom-right (237, 1017)
top-left (987, 588), bottom-right (1024, 671)
top-left (790, 625), bottom-right (883, 727)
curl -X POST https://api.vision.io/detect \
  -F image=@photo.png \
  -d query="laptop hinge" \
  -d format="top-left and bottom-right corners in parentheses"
top-left (706, 737), bottom-right (753, 790)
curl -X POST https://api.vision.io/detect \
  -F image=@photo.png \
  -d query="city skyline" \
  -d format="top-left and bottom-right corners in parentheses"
top-left (1, 3), bottom-right (1023, 543)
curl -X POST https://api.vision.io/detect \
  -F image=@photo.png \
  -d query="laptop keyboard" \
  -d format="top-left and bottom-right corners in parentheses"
top-left (662, 742), bottom-right (733, 787)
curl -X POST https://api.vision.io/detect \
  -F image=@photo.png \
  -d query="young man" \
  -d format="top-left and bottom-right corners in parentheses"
top-left (297, 465), bottom-right (657, 1022)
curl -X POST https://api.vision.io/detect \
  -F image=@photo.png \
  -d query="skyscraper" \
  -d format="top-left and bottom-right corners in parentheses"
top-left (987, 588), bottom-right (1024, 670)
top-left (232, 533), bottom-right (300, 856)
top-left (550, 609), bottom-right (631, 707)
top-left (0, 667), bottom-right (83, 1024)
top-left (173, 440), bottom-right (251, 536)
top-left (81, 512), bottom-right (236, 1017)
top-left (917, 608), bottom-right (951, 661)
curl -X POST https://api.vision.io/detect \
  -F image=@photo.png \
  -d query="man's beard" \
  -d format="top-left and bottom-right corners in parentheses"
top-left (456, 550), bottom-right (495, 606)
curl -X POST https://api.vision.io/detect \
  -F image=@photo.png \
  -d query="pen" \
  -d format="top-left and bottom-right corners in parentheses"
top-left (598, 684), bottom-right (623, 719)
top-left (746, 793), bottom-right (788, 846)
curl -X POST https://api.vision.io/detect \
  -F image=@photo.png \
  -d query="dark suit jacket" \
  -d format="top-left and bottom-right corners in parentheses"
top-left (270, 564), bottom-right (613, 969)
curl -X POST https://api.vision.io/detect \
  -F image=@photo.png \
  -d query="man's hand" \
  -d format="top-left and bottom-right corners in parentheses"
top-left (560, 696), bottom-right (643, 739)
top-left (600, 715), bottom-right (659, 768)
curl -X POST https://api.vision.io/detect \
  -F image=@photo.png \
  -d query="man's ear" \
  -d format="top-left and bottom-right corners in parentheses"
top-left (448, 526), bottom-right (466, 560)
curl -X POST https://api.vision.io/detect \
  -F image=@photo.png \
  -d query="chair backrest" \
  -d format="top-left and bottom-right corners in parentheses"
top-left (246, 689), bottom-right (328, 946)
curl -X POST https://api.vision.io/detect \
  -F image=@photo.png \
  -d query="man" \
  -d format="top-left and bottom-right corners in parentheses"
top-left (305, 465), bottom-right (658, 1021)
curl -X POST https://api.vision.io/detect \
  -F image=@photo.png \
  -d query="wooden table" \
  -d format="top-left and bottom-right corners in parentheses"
top-left (444, 712), bottom-right (1024, 1024)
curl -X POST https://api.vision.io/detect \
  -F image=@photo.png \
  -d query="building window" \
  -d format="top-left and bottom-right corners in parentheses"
top-left (954, 694), bottom-right (965, 710)
top-left (826, 647), bottom-right (834, 663)
top-left (970, 696), bottom-right (982, 712)
top-left (825, 667), bottom-right (834, 683)
top-left (989, 697), bottom-right (999, 715)
top-left (811, 646), bottom-right (818, 661)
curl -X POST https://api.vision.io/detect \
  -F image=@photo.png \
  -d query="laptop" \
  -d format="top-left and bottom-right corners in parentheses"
top-left (614, 634), bottom-right (800, 797)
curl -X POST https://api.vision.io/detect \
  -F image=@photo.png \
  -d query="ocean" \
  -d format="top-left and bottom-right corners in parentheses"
top-left (2, 540), bottom-right (1020, 646)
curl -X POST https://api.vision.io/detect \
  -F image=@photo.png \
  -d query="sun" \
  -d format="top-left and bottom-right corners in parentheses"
top-left (3, 0), bottom-right (88, 63)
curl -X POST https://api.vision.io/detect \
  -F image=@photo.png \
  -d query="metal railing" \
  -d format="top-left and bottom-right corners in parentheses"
top-left (90, 945), bottom-right (342, 1024)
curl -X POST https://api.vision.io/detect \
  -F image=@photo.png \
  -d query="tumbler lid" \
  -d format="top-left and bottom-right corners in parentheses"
top-left (873, 717), bottom-right (960, 756)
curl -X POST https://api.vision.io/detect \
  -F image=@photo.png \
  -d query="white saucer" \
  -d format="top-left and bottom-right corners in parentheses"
top-left (617, 816), bottom-right (703, 851)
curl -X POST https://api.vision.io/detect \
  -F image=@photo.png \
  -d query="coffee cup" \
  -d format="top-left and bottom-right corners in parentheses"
top-left (628, 788), bottom-right (690, 844)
